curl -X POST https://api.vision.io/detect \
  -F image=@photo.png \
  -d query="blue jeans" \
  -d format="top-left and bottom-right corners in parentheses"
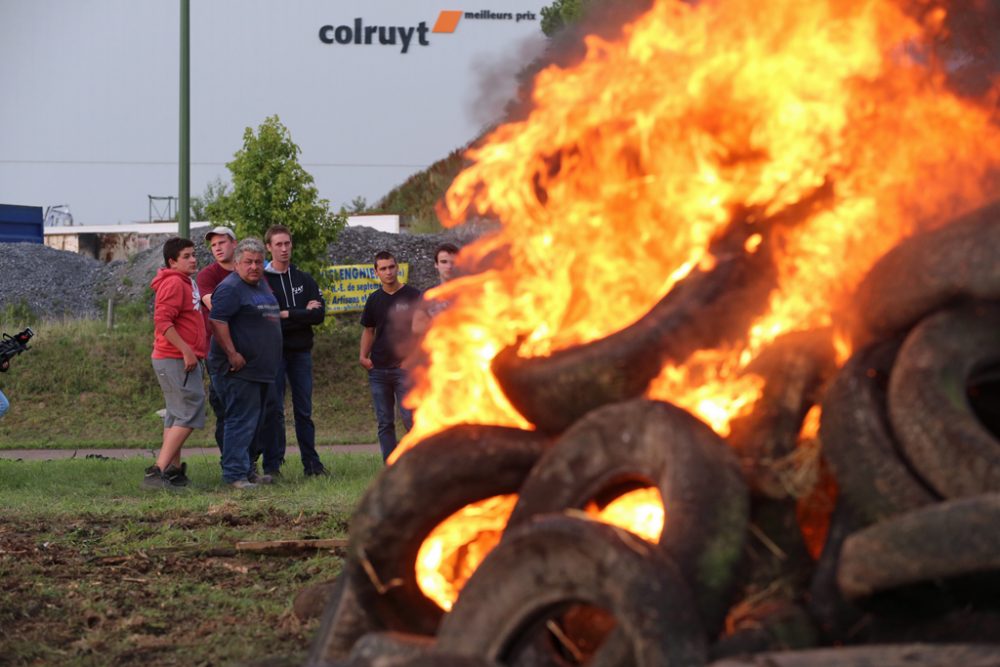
top-left (273, 350), bottom-right (322, 472)
top-left (368, 367), bottom-right (413, 461)
top-left (214, 373), bottom-right (271, 483)
top-left (0, 389), bottom-right (8, 419)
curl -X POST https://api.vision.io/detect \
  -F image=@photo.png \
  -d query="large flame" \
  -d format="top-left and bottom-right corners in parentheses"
top-left (405, 0), bottom-right (1000, 611)
top-left (397, 0), bottom-right (1000, 452)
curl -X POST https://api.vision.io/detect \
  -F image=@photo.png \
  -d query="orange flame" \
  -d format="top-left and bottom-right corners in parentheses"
top-left (587, 487), bottom-right (666, 543)
top-left (415, 489), bottom-right (665, 611)
top-left (414, 494), bottom-right (519, 611)
top-left (396, 0), bottom-right (1000, 458)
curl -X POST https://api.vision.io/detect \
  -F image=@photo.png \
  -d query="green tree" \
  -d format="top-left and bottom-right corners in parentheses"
top-left (207, 115), bottom-right (346, 281)
top-left (540, 0), bottom-right (588, 36)
top-left (190, 177), bottom-right (229, 221)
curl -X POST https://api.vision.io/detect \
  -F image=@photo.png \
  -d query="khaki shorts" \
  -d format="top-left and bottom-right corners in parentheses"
top-left (152, 357), bottom-right (206, 429)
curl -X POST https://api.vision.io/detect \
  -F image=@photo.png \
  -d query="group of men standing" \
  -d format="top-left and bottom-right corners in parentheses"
top-left (145, 225), bottom-right (328, 490)
top-left (145, 224), bottom-right (459, 490)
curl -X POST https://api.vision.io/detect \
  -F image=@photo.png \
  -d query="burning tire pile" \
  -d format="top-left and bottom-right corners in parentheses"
top-left (300, 206), bottom-right (1000, 667)
top-left (293, 0), bottom-right (1000, 664)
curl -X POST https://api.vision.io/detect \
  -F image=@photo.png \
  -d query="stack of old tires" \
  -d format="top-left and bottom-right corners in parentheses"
top-left (300, 203), bottom-right (1000, 667)
top-left (812, 202), bottom-right (1000, 648)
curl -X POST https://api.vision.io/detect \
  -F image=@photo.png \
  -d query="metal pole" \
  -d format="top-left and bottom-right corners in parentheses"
top-left (179, 0), bottom-right (191, 239)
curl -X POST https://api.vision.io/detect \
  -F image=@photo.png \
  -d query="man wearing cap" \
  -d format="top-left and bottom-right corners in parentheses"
top-left (197, 226), bottom-right (237, 452)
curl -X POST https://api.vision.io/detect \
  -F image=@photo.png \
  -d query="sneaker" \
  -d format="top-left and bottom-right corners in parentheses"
top-left (247, 471), bottom-right (274, 485)
top-left (141, 466), bottom-right (177, 491)
top-left (304, 466), bottom-right (330, 478)
top-left (163, 462), bottom-right (190, 487)
top-left (229, 479), bottom-right (258, 490)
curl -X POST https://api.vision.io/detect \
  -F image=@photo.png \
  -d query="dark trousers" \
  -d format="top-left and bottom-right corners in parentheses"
top-left (213, 373), bottom-right (270, 483)
top-left (272, 350), bottom-right (322, 473)
top-left (368, 367), bottom-right (413, 461)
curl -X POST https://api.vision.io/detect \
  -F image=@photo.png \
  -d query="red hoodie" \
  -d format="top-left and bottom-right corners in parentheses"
top-left (151, 268), bottom-right (208, 360)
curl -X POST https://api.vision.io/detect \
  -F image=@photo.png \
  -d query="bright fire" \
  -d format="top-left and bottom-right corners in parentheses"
top-left (587, 487), bottom-right (666, 544)
top-left (415, 494), bottom-right (518, 611)
top-left (415, 489), bottom-right (665, 610)
top-left (405, 0), bottom-right (1000, 610)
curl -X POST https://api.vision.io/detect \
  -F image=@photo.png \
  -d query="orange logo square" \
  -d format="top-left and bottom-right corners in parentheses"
top-left (434, 10), bottom-right (462, 33)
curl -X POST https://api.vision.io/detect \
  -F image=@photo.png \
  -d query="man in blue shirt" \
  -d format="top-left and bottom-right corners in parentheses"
top-left (209, 238), bottom-right (283, 489)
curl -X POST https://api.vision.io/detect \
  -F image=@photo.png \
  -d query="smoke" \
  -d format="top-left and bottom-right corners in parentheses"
top-left (465, 0), bottom-right (656, 135)
top-left (466, 33), bottom-right (547, 131)
top-left (933, 0), bottom-right (1000, 97)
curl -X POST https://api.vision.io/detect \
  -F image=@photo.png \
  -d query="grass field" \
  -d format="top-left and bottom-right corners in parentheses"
top-left (0, 309), bottom-right (381, 449)
top-left (0, 453), bottom-right (382, 666)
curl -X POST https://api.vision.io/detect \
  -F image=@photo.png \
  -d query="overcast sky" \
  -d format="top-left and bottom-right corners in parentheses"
top-left (0, 0), bottom-right (547, 224)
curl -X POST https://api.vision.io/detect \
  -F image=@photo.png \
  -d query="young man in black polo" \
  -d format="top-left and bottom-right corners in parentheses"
top-left (263, 224), bottom-right (328, 477)
top-left (359, 250), bottom-right (421, 461)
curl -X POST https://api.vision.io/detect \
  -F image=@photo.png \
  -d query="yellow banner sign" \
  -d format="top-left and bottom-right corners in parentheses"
top-left (321, 263), bottom-right (410, 313)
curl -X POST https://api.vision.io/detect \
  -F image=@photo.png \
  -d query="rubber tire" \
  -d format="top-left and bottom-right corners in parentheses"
top-left (852, 199), bottom-right (1000, 346)
top-left (491, 238), bottom-right (778, 435)
top-left (837, 493), bottom-right (1000, 603)
top-left (307, 561), bottom-right (384, 666)
top-left (347, 425), bottom-right (549, 636)
top-left (436, 515), bottom-right (707, 667)
top-left (709, 643), bottom-right (1000, 667)
top-left (888, 302), bottom-right (1000, 498)
top-left (506, 399), bottom-right (748, 633)
top-left (819, 341), bottom-right (936, 524)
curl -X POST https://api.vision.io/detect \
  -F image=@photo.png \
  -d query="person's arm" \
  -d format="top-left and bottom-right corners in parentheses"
top-left (196, 268), bottom-right (217, 310)
top-left (210, 320), bottom-right (246, 372)
top-left (411, 306), bottom-right (431, 335)
top-left (359, 326), bottom-right (375, 370)
top-left (284, 275), bottom-right (326, 325)
top-left (163, 326), bottom-right (198, 371)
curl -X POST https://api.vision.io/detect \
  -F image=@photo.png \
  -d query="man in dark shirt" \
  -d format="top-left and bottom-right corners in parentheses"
top-left (209, 238), bottom-right (283, 489)
top-left (359, 250), bottom-right (421, 461)
top-left (263, 224), bottom-right (327, 477)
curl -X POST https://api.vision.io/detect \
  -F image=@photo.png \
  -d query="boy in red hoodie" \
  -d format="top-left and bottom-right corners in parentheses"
top-left (145, 237), bottom-right (208, 489)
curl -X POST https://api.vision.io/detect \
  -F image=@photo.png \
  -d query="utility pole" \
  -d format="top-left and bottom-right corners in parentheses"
top-left (179, 0), bottom-right (190, 238)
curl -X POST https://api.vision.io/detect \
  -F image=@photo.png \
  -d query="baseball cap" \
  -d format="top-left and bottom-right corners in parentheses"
top-left (204, 226), bottom-right (236, 242)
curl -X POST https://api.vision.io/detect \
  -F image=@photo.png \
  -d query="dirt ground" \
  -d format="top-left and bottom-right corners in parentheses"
top-left (0, 509), bottom-right (348, 666)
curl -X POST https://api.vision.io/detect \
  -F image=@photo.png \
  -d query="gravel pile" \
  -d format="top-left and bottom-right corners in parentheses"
top-left (328, 223), bottom-right (492, 290)
top-left (0, 242), bottom-right (109, 319)
top-left (0, 223), bottom-right (492, 320)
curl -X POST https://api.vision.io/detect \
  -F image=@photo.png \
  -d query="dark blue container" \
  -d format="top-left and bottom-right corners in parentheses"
top-left (0, 205), bottom-right (44, 243)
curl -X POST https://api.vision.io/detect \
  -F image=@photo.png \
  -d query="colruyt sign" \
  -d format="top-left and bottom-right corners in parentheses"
top-left (318, 9), bottom-right (538, 53)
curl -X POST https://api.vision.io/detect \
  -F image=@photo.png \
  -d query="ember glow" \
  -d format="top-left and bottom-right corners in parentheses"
top-left (405, 0), bottom-right (1000, 612)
